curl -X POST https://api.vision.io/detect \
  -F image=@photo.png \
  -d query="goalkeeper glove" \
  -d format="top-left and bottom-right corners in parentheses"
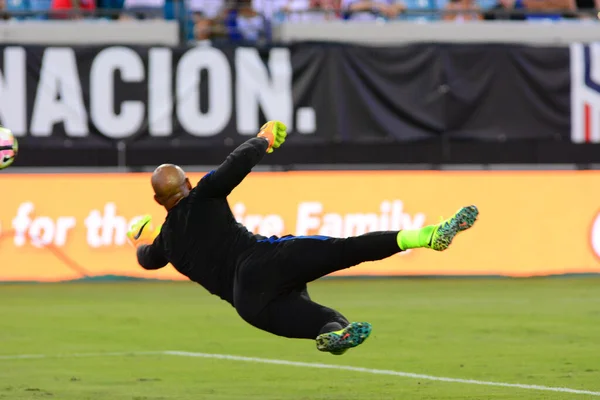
top-left (257, 121), bottom-right (287, 153)
top-left (127, 215), bottom-right (161, 248)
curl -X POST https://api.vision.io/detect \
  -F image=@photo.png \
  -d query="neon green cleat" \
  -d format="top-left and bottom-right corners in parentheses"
top-left (427, 205), bottom-right (479, 251)
top-left (316, 322), bottom-right (372, 356)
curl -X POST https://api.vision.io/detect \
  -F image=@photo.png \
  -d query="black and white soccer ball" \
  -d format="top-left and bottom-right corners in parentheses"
top-left (0, 126), bottom-right (18, 170)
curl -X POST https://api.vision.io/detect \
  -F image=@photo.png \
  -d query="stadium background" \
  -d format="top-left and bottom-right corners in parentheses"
top-left (2, 1), bottom-right (600, 399)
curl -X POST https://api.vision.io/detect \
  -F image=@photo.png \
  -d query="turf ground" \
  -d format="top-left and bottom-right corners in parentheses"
top-left (1, 278), bottom-right (599, 400)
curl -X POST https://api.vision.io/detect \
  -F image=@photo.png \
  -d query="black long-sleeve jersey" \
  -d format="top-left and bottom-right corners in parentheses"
top-left (135, 137), bottom-right (270, 305)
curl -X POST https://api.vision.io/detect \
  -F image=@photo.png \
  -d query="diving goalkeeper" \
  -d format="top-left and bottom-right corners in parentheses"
top-left (127, 121), bottom-right (479, 356)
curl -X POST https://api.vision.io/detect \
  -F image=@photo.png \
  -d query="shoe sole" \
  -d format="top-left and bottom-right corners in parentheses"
top-left (457, 205), bottom-right (479, 232)
top-left (431, 206), bottom-right (479, 251)
top-left (316, 322), bottom-right (372, 354)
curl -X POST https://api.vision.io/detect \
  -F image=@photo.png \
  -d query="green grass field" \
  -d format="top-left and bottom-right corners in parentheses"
top-left (1, 278), bottom-right (599, 400)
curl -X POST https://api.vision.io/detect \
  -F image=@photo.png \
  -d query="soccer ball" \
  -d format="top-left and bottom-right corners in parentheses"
top-left (0, 126), bottom-right (18, 170)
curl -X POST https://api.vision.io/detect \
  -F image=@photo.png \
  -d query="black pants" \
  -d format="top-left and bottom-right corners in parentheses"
top-left (233, 232), bottom-right (400, 339)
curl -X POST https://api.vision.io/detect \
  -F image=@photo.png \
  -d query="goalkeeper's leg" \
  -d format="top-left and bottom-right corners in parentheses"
top-left (271, 206), bottom-right (479, 287)
top-left (251, 286), bottom-right (371, 356)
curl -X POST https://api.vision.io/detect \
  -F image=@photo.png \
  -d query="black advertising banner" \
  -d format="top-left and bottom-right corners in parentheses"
top-left (0, 42), bottom-right (582, 166)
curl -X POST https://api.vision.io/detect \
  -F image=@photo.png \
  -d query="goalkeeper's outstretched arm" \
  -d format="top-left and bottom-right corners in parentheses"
top-left (136, 242), bottom-right (168, 270)
top-left (197, 121), bottom-right (287, 198)
top-left (127, 215), bottom-right (167, 270)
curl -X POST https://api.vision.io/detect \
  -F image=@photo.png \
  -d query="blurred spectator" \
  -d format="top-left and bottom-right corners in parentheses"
top-left (575, 0), bottom-right (600, 19)
top-left (5, 0), bottom-right (52, 20)
top-left (400, 0), bottom-right (438, 22)
top-left (192, 13), bottom-right (211, 42)
top-left (31, 0), bottom-right (53, 18)
top-left (120, 0), bottom-right (164, 19)
top-left (0, 0), bottom-right (10, 20)
top-left (51, 0), bottom-right (95, 18)
top-left (0, 0), bottom-right (8, 19)
top-left (522, 0), bottom-right (575, 20)
top-left (524, 0), bottom-right (573, 11)
top-left (234, 0), bottom-right (265, 41)
top-left (221, 0), bottom-right (266, 42)
top-left (442, 0), bottom-right (482, 20)
top-left (576, 0), bottom-right (599, 8)
top-left (188, 0), bottom-right (224, 42)
top-left (483, 0), bottom-right (526, 20)
top-left (282, 0), bottom-right (339, 22)
top-left (483, 0), bottom-right (575, 20)
top-left (4, 0), bottom-right (23, 19)
top-left (252, 0), bottom-right (287, 20)
top-left (342, 0), bottom-right (406, 21)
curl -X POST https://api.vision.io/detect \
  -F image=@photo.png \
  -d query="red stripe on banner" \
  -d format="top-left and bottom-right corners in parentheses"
top-left (585, 103), bottom-right (592, 143)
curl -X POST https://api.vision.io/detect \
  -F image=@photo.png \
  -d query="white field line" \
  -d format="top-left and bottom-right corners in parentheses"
top-left (0, 351), bottom-right (164, 360)
top-left (1, 350), bottom-right (599, 397)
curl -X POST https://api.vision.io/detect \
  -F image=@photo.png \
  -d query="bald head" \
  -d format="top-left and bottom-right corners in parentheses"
top-left (151, 164), bottom-right (192, 210)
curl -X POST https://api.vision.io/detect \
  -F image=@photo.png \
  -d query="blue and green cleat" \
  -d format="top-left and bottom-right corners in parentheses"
top-left (316, 322), bottom-right (372, 356)
top-left (427, 205), bottom-right (479, 251)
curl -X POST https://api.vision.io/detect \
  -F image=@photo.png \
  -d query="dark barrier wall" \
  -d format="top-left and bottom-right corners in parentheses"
top-left (1, 42), bottom-right (599, 167)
